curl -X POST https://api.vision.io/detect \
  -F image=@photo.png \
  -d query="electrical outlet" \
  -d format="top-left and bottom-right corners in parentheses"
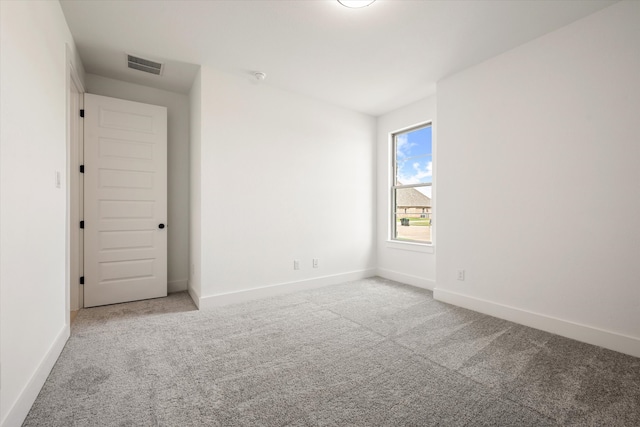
top-left (457, 269), bottom-right (465, 281)
top-left (313, 258), bottom-right (319, 268)
top-left (294, 260), bottom-right (300, 270)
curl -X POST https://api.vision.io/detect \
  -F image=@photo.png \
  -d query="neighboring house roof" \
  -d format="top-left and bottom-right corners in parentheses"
top-left (396, 186), bottom-right (431, 208)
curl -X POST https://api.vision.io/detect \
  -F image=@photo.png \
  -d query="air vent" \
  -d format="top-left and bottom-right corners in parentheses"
top-left (127, 54), bottom-right (163, 75)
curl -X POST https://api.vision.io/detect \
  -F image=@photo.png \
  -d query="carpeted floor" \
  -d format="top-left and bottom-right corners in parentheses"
top-left (24, 277), bottom-right (640, 426)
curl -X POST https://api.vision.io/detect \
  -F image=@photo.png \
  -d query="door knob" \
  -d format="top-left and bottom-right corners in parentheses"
top-left (159, 224), bottom-right (165, 229)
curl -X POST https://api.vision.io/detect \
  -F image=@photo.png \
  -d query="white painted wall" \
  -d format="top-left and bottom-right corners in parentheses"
top-left (376, 96), bottom-right (436, 290)
top-left (194, 67), bottom-right (376, 306)
top-left (435, 1), bottom-right (640, 356)
top-left (189, 69), bottom-right (202, 304)
top-left (85, 74), bottom-right (191, 292)
top-left (0, 1), bottom-right (85, 425)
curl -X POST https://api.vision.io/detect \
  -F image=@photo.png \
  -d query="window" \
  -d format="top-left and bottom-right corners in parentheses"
top-left (391, 123), bottom-right (432, 244)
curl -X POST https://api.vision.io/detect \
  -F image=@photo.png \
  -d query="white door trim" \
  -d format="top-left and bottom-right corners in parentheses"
top-left (66, 44), bottom-right (85, 318)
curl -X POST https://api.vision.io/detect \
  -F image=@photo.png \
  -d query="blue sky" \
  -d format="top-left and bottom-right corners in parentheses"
top-left (396, 125), bottom-right (432, 197)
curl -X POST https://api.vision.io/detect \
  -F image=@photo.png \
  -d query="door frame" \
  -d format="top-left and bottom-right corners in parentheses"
top-left (66, 44), bottom-right (85, 320)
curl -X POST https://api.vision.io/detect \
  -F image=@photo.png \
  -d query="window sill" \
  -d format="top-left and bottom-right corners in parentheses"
top-left (385, 240), bottom-right (435, 254)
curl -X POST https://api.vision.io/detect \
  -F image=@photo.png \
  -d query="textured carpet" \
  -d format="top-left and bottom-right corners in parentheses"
top-left (24, 277), bottom-right (640, 426)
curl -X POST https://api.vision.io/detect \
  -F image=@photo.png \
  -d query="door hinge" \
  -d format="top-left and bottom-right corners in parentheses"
top-left (80, 165), bottom-right (84, 173)
top-left (80, 276), bottom-right (84, 285)
top-left (80, 220), bottom-right (84, 229)
top-left (80, 109), bottom-right (84, 118)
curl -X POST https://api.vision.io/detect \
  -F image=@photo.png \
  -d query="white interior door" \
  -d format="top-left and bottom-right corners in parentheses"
top-left (84, 93), bottom-right (167, 307)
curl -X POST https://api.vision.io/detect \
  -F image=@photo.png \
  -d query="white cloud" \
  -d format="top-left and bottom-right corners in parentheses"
top-left (398, 160), bottom-right (432, 185)
top-left (396, 134), bottom-right (416, 159)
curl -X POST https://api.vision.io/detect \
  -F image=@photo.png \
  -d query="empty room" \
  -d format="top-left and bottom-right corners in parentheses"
top-left (1, 0), bottom-right (639, 426)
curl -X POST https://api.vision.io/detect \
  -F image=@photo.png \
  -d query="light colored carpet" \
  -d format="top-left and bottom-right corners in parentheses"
top-left (24, 277), bottom-right (640, 426)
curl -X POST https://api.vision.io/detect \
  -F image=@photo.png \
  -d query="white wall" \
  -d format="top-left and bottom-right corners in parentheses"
top-left (85, 74), bottom-right (191, 292)
top-left (435, 1), bottom-right (640, 357)
top-left (376, 96), bottom-right (436, 289)
top-left (194, 67), bottom-right (376, 306)
top-left (0, 1), bottom-right (85, 425)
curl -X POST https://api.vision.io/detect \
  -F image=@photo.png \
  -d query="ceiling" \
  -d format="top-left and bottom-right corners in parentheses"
top-left (60, 0), bottom-right (616, 116)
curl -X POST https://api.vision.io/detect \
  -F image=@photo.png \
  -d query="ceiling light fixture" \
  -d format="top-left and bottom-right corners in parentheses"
top-left (338, 0), bottom-right (375, 8)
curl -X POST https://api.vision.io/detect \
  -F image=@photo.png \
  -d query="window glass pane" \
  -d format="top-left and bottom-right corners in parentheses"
top-left (396, 154), bottom-right (432, 185)
top-left (394, 187), bottom-right (432, 243)
top-left (395, 125), bottom-right (432, 185)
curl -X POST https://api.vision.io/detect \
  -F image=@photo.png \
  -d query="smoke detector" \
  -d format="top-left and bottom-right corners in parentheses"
top-left (127, 54), bottom-right (164, 76)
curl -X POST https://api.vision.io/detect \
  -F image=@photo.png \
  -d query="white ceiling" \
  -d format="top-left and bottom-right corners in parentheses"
top-left (60, 0), bottom-right (616, 116)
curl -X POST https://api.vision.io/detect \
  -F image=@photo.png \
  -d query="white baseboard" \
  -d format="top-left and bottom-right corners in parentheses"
top-left (377, 268), bottom-right (435, 291)
top-left (1, 326), bottom-right (70, 427)
top-left (434, 288), bottom-right (640, 359)
top-left (197, 269), bottom-right (377, 309)
top-left (168, 279), bottom-right (188, 293)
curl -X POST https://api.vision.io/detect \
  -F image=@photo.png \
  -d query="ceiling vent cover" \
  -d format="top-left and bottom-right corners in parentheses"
top-left (127, 54), bottom-right (163, 75)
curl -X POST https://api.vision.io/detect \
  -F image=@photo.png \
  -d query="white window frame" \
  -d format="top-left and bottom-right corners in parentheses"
top-left (390, 122), bottom-right (433, 245)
